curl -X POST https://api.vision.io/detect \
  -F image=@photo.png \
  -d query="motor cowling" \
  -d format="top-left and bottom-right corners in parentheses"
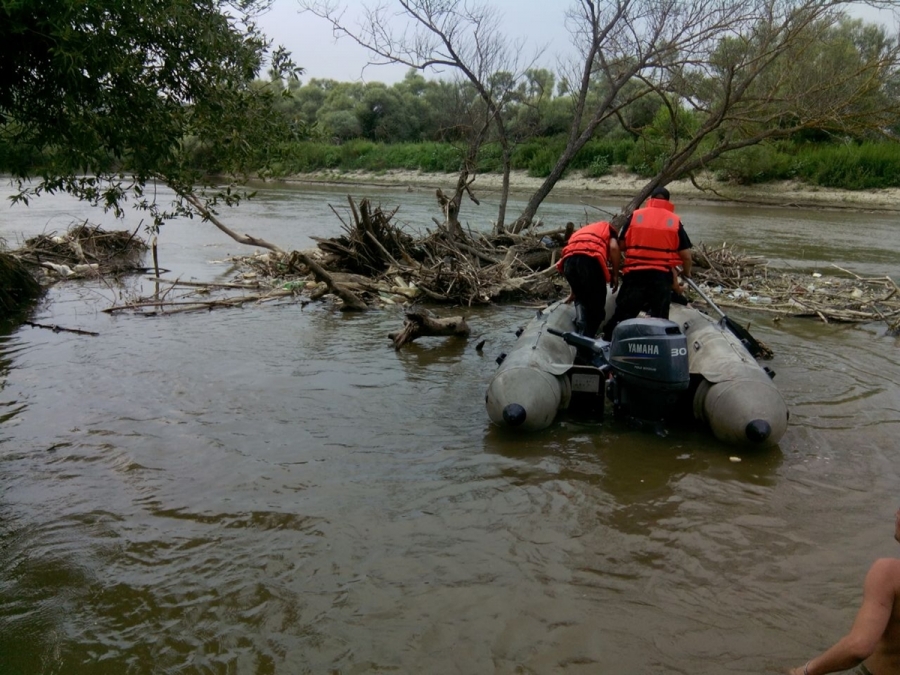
top-left (606, 318), bottom-right (690, 424)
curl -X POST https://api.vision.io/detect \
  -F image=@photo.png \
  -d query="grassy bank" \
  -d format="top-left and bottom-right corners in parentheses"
top-left (263, 138), bottom-right (900, 191)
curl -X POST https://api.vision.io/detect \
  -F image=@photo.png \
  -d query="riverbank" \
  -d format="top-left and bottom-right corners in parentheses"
top-left (277, 168), bottom-right (900, 212)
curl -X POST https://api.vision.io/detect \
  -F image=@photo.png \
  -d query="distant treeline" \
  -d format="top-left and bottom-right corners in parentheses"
top-left (4, 68), bottom-right (899, 192)
top-left (254, 69), bottom-right (900, 191)
top-left (262, 136), bottom-right (900, 191)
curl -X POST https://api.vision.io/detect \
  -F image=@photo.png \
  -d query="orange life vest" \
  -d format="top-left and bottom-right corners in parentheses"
top-left (622, 198), bottom-right (682, 274)
top-left (556, 221), bottom-right (613, 283)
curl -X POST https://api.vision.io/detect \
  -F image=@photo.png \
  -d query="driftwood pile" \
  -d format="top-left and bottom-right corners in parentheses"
top-left (295, 200), bottom-right (900, 337)
top-left (310, 196), bottom-right (562, 305)
top-left (12, 222), bottom-right (148, 281)
top-left (690, 241), bottom-right (900, 334)
top-left (10, 200), bottom-right (899, 339)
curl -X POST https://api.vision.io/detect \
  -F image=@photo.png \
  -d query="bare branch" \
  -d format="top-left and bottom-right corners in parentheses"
top-left (298, 0), bottom-right (547, 230)
top-left (521, 0), bottom-right (900, 223)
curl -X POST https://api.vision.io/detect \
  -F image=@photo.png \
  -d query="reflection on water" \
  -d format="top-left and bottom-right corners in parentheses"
top-left (1, 183), bottom-right (900, 674)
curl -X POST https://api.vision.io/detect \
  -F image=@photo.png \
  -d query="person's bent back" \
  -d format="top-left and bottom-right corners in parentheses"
top-left (556, 220), bottom-right (620, 338)
top-left (601, 186), bottom-right (691, 341)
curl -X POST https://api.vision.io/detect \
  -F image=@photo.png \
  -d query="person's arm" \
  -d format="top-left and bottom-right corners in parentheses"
top-left (676, 222), bottom-right (692, 278)
top-left (788, 559), bottom-right (898, 675)
top-left (678, 249), bottom-right (692, 279)
top-left (609, 238), bottom-right (621, 292)
top-left (617, 216), bottom-right (631, 249)
top-left (671, 268), bottom-right (684, 294)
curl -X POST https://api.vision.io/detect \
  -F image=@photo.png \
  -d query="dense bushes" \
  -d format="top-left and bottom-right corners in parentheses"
top-left (610, 137), bottom-right (900, 190)
top-left (709, 144), bottom-right (800, 184)
top-left (794, 142), bottom-right (900, 189)
top-left (506, 137), bottom-right (636, 177)
top-left (262, 137), bottom-right (900, 191)
top-left (706, 141), bottom-right (900, 189)
top-left (263, 140), bottom-right (466, 175)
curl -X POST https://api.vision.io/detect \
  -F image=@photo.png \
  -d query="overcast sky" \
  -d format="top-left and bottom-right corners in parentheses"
top-left (256, 1), bottom-right (900, 85)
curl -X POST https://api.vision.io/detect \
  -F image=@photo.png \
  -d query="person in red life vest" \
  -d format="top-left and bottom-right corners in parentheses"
top-left (555, 220), bottom-right (621, 338)
top-left (601, 186), bottom-right (692, 341)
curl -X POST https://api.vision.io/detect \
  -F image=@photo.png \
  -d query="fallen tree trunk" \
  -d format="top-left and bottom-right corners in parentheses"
top-left (389, 311), bottom-right (470, 350)
top-left (290, 251), bottom-right (368, 311)
top-left (183, 192), bottom-right (286, 253)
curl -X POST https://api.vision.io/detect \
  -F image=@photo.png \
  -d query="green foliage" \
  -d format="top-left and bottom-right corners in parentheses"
top-left (377, 141), bottom-right (459, 172)
top-left (510, 138), bottom-right (566, 177)
top-left (602, 9), bottom-right (900, 207)
top-left (522, 145), bottom-right (562, 178)
top-left (626, 141), bottom-right (668, 178)
top-left (0, 0), bottom-right (302, 229)
top-left (508, 137), bottom-right (637, 177)
top-left (584, 156), bottom-right (611, 178)
top-left (265, 140), bottom-right (465, 175)
top-left (703, 140), bottom-right (900, 189)
top-left (475, 144), bottom-right (505, 173)
top-left (260, 133), bottom-right (900, 193)
top-left (568, 140), bottom-right (635, 174)
top-left (4, 0), bottom-right (898, 212)
top-left (620, 104), bottom-right (702, 177)
top-left (796, 142), bottom-right (900, 189)
top-left (320, 110), bottom-right (363, 141)
top-left (270, 137), bottom-right (536, 177)
top-left (644, 104), bottom-right (701, 147)
top-left (709, 144), bottom-right (799, 184)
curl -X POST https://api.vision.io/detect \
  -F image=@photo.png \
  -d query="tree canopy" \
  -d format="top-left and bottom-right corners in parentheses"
top-left (0, 0), bottom-right (301, 227)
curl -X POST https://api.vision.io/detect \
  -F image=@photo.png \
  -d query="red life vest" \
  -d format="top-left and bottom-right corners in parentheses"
top-left (622, 198), bottom-right (682, 274)
top-left (556, 220), bottom-right (613, 283)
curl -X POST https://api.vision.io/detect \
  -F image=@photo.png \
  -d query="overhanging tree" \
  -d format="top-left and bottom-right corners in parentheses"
top-left (0, 0), bottom-right (302, 235)
top-left (613, 5), bottom-right (900, 219)
top-left (515, 0), bottom-right (898, 229)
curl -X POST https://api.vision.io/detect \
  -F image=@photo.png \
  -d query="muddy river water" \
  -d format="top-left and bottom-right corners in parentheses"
top-left (2, 180), bottom-right (899, 674)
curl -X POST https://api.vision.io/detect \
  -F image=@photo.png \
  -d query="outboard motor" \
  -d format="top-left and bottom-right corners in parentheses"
top-left (548, 317), bottom-right (690, 431)
top-left (605, 318), bottom-right (690, 429)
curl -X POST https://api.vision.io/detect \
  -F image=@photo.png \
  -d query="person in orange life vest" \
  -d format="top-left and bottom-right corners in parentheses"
top-left (601, 186), bottom-right (692, 341)
top-left (556, 220), bottom-right (621, 338)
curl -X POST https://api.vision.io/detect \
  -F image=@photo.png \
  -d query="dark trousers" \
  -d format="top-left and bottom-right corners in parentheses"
top-left (562, 254), bottom-right (608, 338)
top-left (602, 269), bottom-right (672, 340)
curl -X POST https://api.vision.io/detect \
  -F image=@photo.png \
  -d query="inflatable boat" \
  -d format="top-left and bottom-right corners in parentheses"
top-left (485, 299), bottom-right (788, 447)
